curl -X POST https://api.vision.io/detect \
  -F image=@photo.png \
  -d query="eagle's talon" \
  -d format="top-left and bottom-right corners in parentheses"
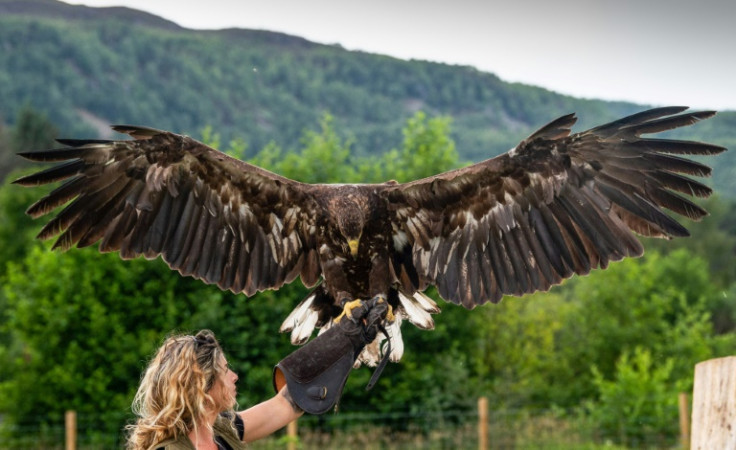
top-left (334, 299), bottom-right (364, 324)
top-left (384, 304), bottom-right (395, 323)
top-left (366, 295), bottom-right (395, 324)
top-left (369, 295), bottom-right (386, 308)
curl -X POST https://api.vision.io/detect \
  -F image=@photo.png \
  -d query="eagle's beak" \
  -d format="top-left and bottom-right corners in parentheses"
top-left (348, 239), bottom-right (359, 256)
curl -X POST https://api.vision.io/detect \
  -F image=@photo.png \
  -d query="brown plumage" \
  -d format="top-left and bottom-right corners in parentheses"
top-left (14, 106), bottom-right (725, 365)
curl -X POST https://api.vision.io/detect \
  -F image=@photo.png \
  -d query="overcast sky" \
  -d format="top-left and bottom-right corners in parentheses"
top-left (69, 0), bottom-right (736, 110)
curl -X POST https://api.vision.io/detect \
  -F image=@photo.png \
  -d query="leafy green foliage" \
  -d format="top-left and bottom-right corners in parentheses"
top-left (1, 245), bottom-right (218, 429)
top-left (376, 112), bottom-right (461, 183)
top-left (589, 348), bottom-right (679, 444)
top-left (248, 114), bottom-right (359, 183)
top-left (548, 250), bottom-right (722, 406)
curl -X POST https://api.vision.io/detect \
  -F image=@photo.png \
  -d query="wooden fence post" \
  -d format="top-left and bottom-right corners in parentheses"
top-left (691, 356), bottom-right (736, 449)
top-left (287, 419), bottom-right (298, 450)
top-left (478, 396), bottom-right (488, 450)
top-left (679, 392), bottom-right (690, 450)
top-left (65, 410), bottom-right (77, 450)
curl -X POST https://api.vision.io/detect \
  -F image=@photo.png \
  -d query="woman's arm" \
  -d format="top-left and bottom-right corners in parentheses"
top-left (237, 387), bottom-right (303, 443)
top-left (238, 299), bottom-right (389, 442)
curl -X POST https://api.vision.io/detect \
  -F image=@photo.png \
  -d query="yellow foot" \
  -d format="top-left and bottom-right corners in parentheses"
top-left (385, 304), bottom-right (395, 323)
top-left (334, 299), bottom-right (364, 324)
top-left (373, 296), bottom-right (395, 323)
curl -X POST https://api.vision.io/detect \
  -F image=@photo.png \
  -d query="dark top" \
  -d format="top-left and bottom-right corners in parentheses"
top-left (215, 413), bottom-right (244, 449)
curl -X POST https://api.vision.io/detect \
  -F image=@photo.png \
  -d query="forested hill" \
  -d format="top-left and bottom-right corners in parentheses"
top-left (1, 0), bottom-right (734, 197)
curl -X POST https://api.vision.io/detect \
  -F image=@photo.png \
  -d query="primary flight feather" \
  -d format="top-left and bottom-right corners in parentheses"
top-left (14, 106), bottom-right (725, 366)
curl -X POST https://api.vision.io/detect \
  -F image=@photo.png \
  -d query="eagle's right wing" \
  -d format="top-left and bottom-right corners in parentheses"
top-left (14, 126), bottom-right (323, 295)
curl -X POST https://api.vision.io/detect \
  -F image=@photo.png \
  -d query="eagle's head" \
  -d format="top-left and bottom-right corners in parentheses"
top-left (330, 193), bottom-right (368, 257)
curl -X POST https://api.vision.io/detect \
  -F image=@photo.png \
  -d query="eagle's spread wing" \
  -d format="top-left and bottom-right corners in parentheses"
top-left (385, 107), bottom-right (725, 308)
top-left (13, 126), bottom-right (322, 295)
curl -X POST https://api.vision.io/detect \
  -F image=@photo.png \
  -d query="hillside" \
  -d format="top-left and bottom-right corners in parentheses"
top-left (1, 0), bottom-right (733, 197)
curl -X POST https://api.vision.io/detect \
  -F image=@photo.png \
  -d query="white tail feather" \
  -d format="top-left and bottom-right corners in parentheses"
top-left (386, 317), bottom-right (404, 362)
top-left (280, 293), bottom-right (319, 344)
top-left (412, 291), bottom-right (441, 314)
top-left (283, 290), bottom-right (439, 365)
top-left (280, 295), bottom-right (314, 332)
top-left (398, 292), bottom-right (437, 330)
top-left (290, 310), bottom-right (318, 345)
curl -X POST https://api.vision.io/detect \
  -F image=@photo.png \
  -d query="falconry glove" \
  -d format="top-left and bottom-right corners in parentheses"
top-left (273, 296), bottom-right (390, 414)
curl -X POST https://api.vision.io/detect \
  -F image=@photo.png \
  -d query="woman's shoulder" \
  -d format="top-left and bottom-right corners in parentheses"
top-left (214, 412), bottom-right (247, 449)
top-left (145, 415), bottom-right (244, 450)
top-left (147, 433), bottom-right (196, 450)
top-left (148, 436), bottom-right (195, 450)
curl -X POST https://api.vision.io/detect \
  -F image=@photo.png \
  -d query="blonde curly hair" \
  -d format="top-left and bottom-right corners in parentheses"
top-left (126, 329), bottom-right (232, 450)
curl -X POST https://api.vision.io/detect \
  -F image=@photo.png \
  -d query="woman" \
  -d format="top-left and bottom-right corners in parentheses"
top-left (126, 330), bottom-right (303, 450)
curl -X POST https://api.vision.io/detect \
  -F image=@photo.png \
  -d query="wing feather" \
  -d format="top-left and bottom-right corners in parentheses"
top-left (518, 207), bottom-right (558, 286)
top-left (106, 204), bottom-right (139, 254)
top-left (78, 178), bottom-right (139, 248)
top-left (144, 191), bottom-right (174, 255)
top-left (209, 228), bottom-right (230, 284)
top-left (535, 205), bottom-right (575, 277)
top-left (386, 107), bottom-right (724, 307)
top-left (548, 199), bottom-right (593, 274)
top-left (502, 229), bottom-right (528, 295)
top-left (14, 160), bottom-right (86, 186)
top-left (167, 192), bottom-right (198, 265)
top-left (511, 223), bottom-right (543, 291)
top-left (189, 208), bottom-right (215, 278)
top-left (220, 230), bottom-right (241, 291)
top-left (489, 231), bottom-right (514, 297)
top-left (14, 127), bottom-right (318, 296)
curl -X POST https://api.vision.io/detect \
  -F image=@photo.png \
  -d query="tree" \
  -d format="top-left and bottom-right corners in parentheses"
top-left (374, 111), bottom-right (460, 183)
top-left (0, 245), bottom-right (231, 433)
top-left (0, 106), bottom-right (58, 183)
top-left (547, 248), bottom-right (732, 447)
top-left (249, 113), bottom-right (359, 184)
top-left (564, 249), bottom-right (719, 383)
top-left (10, 105), bottom-right (58, 152)
top-left (589, 347), bottom-right (679, 446)
top-left (643, 196), bottom-right (736, 291)
top-left (0, 170), bottom-right (52, 264)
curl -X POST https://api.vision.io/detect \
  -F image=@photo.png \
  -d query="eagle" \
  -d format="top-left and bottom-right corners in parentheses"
top-left (14, 106), bottom-right (725, 366)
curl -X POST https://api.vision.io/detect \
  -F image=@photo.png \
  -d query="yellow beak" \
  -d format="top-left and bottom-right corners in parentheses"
top-left (348, 239), bottom-right (359, 256)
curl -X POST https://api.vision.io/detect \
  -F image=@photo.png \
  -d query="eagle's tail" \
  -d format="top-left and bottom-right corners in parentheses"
top-left (396, 290), bottom-right (440, 330)
top-left (279, 286), bottom-right (441, 367)
top-left (356, 291), bottom-right (440, 366)
top-left (279, 285), bottom-right (337, 345)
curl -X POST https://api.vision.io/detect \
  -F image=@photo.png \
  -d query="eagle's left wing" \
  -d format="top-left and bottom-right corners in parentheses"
top-left (384, 107), bottom-right (725, 308)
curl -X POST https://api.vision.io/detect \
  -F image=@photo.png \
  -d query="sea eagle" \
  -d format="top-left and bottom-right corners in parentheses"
top-left (14, 106), bottom-right (725, 366)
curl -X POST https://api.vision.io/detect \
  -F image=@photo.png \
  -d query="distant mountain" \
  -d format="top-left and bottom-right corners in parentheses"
top-left (0, 0), bottom-right (183, 30)
top-left (1, 0), bottom-right (733, 197)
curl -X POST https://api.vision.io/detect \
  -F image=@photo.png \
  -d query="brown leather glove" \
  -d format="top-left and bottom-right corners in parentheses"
top-left (273, 296), bottom-right (389, 414)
